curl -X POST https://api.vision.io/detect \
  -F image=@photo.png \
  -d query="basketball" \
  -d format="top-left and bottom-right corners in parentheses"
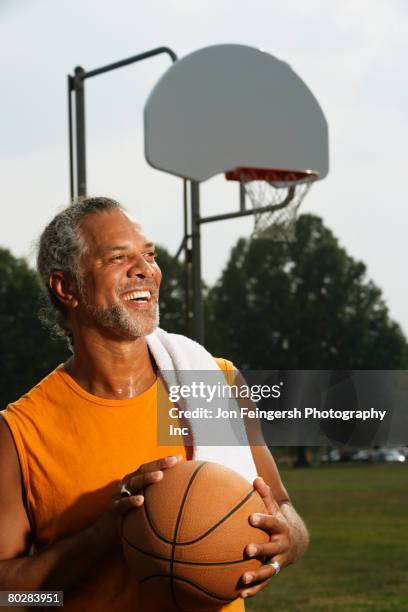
top-left (121, 460), bottom-right (269, 610)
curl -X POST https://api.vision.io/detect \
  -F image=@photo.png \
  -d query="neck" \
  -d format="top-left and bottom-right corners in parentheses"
top-left (65, 329), bottom-right (157, 400)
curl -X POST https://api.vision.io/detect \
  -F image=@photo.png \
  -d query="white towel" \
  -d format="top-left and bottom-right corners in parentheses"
top-left (146, 328), bottom-right (257, 483)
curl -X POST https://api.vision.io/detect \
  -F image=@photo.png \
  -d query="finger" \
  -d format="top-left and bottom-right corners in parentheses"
top-left (121, 455), bottom-right (182, 484)
top-left (245, 540), bottom-right (286, 560)
top-left (123, 455), bottom-right (183, 494)
top-left (241, 562), bottom-right (274, 587)
top-left (240, 556), bottom-right (284, 598)
top-left (113, 480), bottom-right (141, 501)
top-left (253, 477), bottom-right (279, 515)
top-left (249, 512), bottom-right (288, 535)
top-left (240, 577), bottom-right (272, 599)
top-left (114, 494), bottom-right (145, 516)
top-left (127, 469), bottom-right (164, 493)
top-left (137, 454), bottom-right (183, 474)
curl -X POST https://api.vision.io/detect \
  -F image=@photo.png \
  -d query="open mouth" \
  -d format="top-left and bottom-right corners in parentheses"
top-left (122, 290), bottom-right (152, 304)
top-left (123, 290), bottom-right (152, 303)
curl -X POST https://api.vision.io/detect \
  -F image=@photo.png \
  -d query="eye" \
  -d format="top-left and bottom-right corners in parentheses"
top-left (144, 251), bottom-right (157, 261)
top-left (111, 255), bottom-right (125, 262)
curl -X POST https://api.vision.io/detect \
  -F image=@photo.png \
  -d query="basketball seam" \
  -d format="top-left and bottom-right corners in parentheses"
top-left (143, 485), bottom-right (256, 545)
top-left (143, 495), bottom-right (170, 544)
top-left (170, 461), bottom-right (207, 610)
top-left (121, 537), bottom-right (256, 566)
top-left (176, 488), bottom-right (256, 545)
top-left (139, 574), bottom-right (233, 603)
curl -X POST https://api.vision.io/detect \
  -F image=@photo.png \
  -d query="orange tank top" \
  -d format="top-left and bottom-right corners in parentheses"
top-left (1, 360), bottom-right (245, 612)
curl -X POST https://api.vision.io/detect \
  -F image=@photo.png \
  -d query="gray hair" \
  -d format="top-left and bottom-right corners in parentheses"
top-left (36, 196), bottom-right (123, 348)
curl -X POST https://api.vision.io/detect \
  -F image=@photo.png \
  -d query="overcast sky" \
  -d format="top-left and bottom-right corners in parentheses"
top-left (1, 0), bottom-right (407, 333)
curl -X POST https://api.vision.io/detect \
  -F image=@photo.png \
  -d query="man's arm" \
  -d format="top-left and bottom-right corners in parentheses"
top-left (232, 372), bottom-right (309, 562)
top-left (278, 500), bottom-right (310, 563)
top-left (230, 370), bottom-right (309, 599)
top-left (232, 441), bottom-right (309, 600)
top-left (0, 416), bottom-right (125, 590)
top-left (251, 443), bottom-right (309, 562)
top-left (0, 417), bottom-right (180, 591)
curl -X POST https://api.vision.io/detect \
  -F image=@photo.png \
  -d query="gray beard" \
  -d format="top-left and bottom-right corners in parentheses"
top-left (85, 300), bottom-right (160, 338)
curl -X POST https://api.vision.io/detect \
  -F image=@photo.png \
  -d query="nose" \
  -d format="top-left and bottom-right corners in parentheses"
top-left (126, 254), bottom-right (155, 279)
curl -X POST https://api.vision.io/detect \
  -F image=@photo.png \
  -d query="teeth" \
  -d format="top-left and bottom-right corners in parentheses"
top-left (123, 290), bottom-right (151, 301)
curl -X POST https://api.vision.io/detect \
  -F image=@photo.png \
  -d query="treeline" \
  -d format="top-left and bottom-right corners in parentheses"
top-left (1, 214), bottom-right (407, 408)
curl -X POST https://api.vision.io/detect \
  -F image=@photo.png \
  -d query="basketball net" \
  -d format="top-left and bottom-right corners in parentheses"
top-left (226, 168), bottom-right (318, 242)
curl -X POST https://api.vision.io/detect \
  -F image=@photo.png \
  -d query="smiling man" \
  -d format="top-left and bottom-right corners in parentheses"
top-left (0, 197), bottom-right (308, 611)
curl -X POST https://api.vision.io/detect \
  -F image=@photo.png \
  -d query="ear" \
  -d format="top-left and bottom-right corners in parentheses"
top-left (49, 272), bottom-right (79, 309)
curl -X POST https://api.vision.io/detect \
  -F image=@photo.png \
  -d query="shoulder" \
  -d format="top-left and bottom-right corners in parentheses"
top-left (214, 357), bottom-right (237, 375)
top-left (2, 366), bottom-right (64, 418)
top-left (213, 357), bottom-right (236, 384)
top-left (213, 357), bottom-right (235, 371)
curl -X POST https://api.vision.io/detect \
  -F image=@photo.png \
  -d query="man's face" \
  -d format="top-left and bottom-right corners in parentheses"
top-left (75, 209), bottom-right (162, 339)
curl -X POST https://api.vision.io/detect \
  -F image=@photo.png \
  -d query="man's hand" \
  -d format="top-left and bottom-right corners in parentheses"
top-left (92, 454), bottom-right (183, 547)
top-left (239, 477), bottom-right (297, 600)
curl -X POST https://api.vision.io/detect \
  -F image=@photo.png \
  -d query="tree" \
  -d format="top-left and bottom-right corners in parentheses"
top-left (155, 246), bottom-right (186, 334)
top-left (206, 215), bottom-right (408, 466)
top-left (206, 214), bottom-right (408, 370)
top-left (0, 248), bottom-right (69, 407)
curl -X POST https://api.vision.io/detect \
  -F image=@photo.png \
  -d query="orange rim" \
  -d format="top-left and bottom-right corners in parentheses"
top-left (225, 167), bottom-right (319, 184)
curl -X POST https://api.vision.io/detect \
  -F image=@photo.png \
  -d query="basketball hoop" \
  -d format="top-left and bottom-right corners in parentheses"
top-left (225, 167), bottom-right (319, 241)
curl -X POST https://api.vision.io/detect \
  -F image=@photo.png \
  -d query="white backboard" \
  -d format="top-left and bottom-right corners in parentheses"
top-left (144, 44), bottom-right (329, 183)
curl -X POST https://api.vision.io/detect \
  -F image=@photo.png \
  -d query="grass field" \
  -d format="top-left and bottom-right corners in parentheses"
top-left (246, 464), bottom-right (408, 612)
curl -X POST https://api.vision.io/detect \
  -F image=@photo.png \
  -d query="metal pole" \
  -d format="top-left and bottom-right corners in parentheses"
top-left (74, 66), bottom-right (87, 196)
top-left (239, 182), bottom-right (246, 212)
top-left (190, 181), bottom-right (204, 343)
top-left (82, 47), bottom-right (177, 79)
top-left (183, 180), bottom-right (193, 337)
top-left (68, 48), bottom-right (177, 199)
top-left (198, 194), bottom-right (295, 224)
top-left (67, 76), bottom-right (75, 201)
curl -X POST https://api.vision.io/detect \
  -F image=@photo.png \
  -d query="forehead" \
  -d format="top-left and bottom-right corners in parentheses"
top-left (79, 209), bottom-right (151, 252)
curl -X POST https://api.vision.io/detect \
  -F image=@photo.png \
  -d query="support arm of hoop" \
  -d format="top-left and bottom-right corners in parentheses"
top-left (198, 190), bottom-right (296, 225)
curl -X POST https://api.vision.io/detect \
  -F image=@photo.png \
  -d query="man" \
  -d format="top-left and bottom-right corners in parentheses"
top-left (0, 197), bottom-right (309, 610)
